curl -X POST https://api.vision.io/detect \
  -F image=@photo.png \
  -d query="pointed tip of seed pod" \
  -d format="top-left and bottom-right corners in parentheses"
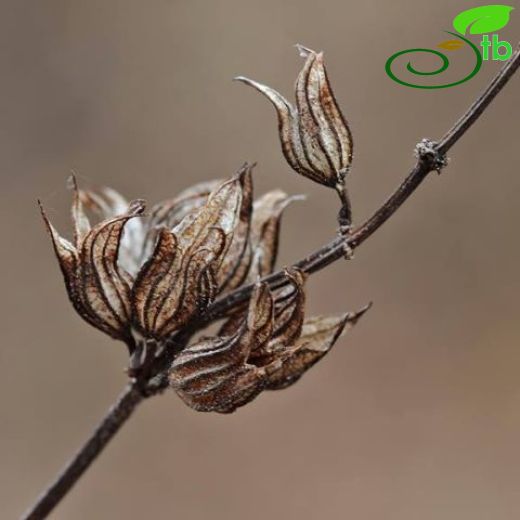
top-left (233, 76), bottom-right (262, 91)
top-left (66, 172), bottom-right (79, 192)
top-left (240, 161), bottom-right (257, 172)
top-left (128, 199), bottom-right (146, 215)
top-left (233, 162), bottom-right (256, 195)
top-left (256, 191), bottom-right (306, 216)
top-left (285, 193), bottom-right (306, 205)
top-left (295, 43), bottom-right (316, 58)
top-left (346, 301), bottom-right (373, 324)
top-left (233, 162), bottom-right (255, 184)
top-left (37, 198), bottom-right (51, 220)
top-left (331, 303), bottom-right (372, 342)
top-left (233, 75), bottom-right (253, 84)
top-left (37, 199), bottom-right (55, 234)
top-left (37, 198), bottom-right (46, 217)
top-left (283, 266), bottom-right (307, 285)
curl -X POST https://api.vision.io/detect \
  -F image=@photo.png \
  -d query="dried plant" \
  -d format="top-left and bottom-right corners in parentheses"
top-left (23, 45), bottom-right (519, 519)
top-left (40, 162), bottom-right (366, 409)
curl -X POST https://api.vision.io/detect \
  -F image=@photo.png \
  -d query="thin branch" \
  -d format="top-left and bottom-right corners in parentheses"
top-left (437, 43), bottom-right (520, 154)
top-left (335, 180), bottom-right (353, 232)
top-left (21, 384), bottom-right (144, 520)
top-left (204, 44), bottom-right (520, 321)
top-left (23, 43), bottom-right (519, 519)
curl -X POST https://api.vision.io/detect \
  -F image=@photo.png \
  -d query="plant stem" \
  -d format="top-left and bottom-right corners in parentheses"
top-left (205, 43), bottom-right (520, 320)
top-left (23, 43), bottom-right (519, 519)
top-left (21, 384), bottom-right (144, 520)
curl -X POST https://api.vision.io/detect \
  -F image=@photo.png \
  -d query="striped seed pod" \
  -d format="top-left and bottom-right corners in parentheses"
top-left (169, 269), bottom-right (369, 413)
top-left (236, 45), bottom-right (353, 194)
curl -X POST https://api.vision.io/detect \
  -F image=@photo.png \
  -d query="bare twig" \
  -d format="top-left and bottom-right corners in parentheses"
top-left (23, 43), bottom-right (519, 519)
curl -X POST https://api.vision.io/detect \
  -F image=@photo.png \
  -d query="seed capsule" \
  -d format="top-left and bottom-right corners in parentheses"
top-left (236, 45), bottom-right (353, 191)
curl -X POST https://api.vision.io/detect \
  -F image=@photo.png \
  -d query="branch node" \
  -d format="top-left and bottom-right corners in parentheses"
top-left (414, 138), bottom-right (448, 174)
top-left (342, 240), bottom-right (354, 260)
top-left (337, 228), bottom-right (354, 259)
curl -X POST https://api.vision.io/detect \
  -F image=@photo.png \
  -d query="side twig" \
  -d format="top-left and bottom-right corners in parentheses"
top-left (22, 43), bottom-right (519, 520)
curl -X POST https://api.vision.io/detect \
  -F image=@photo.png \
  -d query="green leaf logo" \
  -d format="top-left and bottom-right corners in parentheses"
top-left (453, 5), bottom-right (514, 35)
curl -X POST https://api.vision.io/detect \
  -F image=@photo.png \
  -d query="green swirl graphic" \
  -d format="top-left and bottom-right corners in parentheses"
top-left (385, 31), bottom-right (482, 89)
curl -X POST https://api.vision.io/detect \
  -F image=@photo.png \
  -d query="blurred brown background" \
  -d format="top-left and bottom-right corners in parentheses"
top-left (1, 1), bottom-right (519, 518)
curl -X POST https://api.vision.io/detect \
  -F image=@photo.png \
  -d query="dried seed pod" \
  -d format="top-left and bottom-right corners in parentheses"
top-left (78, 182), bottom-right (146, 276)
top-left (248, 191), bottom-right (303, 279)
top-left (266, 305), bottom-right (371, 390)
top-left (271, 268), bottom-right (306, 344)
top-left (170, 266), bottom-right (368, 414)
top-left (217, 266), bottom-right (305, 351)
top-left (214, 164), bottom-right (253, 292)
top-left (131, 169), bottom-right (248, 339)
top-left (236, 45), bottom-right (353, 191)
top-left (142, 179), bottom-right (223, 261)
top-left (40, 189), bottom-right (145, 343)
top-left (149, 179), bottom-right (224, 230)
top-left (248, 268), bottom-right (307, 367)
top-left (169, 283), bottom-right (279, 413)
top-left (42, 164), bottom-right (338, 387)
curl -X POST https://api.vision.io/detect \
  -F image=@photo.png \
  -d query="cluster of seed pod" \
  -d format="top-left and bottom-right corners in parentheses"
top-left (41, 46), bottom-right (366, 413)
top-left (170, 269), bottom-right (368, 413)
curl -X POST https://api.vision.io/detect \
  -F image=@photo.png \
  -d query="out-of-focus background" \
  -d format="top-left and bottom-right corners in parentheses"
top-left (1, 1), bottom-right (519, 518)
